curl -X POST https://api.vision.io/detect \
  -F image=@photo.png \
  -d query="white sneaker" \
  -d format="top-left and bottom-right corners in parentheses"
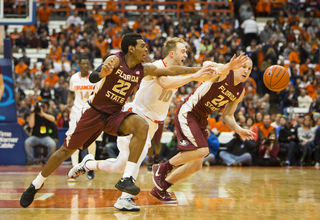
top-left (67, 178), bottom-right (77, 182)
top-left (315, 162), bottom-right (320, 168)
top-left (114, 197), bottom-right (140, 211)
top-left (67, 154), bottom-right (94, 179)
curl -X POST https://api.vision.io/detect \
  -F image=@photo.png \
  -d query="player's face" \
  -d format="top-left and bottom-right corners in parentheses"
top-left (134, 39), bottom-right (148, 62)
top-left (173, 43), bottom-right (188, 66)
top-left (236, 59), bottom-right (252, 82)
top-left (79, 59), bottom-right (91, 73)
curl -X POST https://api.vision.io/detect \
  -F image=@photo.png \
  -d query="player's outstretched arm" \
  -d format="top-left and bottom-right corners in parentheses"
top-left (204, 53), bottom-right (248, 81)
top-left (89, 56), bottom-right (119, 83)
top-left (66, 91), bottom-right (75, 110)
top-left (155, 66), bottom-right (220, 90)
top-left (143, 63), bottom-right (204, 77)
top-left (221, 90), bottom-right (255, 140)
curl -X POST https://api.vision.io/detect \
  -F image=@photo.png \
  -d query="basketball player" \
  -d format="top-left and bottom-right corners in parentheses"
top-left (67, 55), bottom-right (96, 181)
top-left (0, 66), bottom-right (4, 101)
top-left (20, 33), bottom-right (214, 208)
top-left (67, 37), bottom-right (225, 211)
top-left (151, 58), bottom-right (256, 199)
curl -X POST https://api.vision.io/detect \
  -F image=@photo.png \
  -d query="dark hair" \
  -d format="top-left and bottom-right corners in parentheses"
top-left (121, 33), bottom-right (143, 54)
top-left (79, 54), bottom-right (90, 63)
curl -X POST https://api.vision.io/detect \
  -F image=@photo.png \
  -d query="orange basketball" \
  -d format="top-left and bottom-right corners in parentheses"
top-left (263, 65), bottom-right (290, 92)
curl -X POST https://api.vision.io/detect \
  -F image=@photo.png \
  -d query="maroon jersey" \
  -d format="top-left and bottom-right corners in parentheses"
top-left (180, 70), bottom-right (244, 119)
top-left (88, 51), bottom-right (144, 114)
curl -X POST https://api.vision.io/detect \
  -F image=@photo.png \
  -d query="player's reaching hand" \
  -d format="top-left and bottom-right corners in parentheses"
top-left (237, 128), bottom-right (256, 141)
top-left (228, 53), bottom-right (248, 70)
top-left (101, 58), bottom-right (116, 78)
top-left (191, 65), bottom-right (221, 81)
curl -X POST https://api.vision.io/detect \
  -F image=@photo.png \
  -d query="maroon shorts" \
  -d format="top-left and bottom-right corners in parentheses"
top-left (152, 121), bottom-right (164, 143)
top-left (63, 107), bottom-right (135, 150)
top-left (174, 105), bottom-right (209, 151)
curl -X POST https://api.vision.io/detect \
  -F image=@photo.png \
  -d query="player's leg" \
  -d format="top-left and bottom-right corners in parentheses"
top-left (20, 146), bottom-right (76, 208)
top-left (149, 159), bottom-right (203, 203)
top-left (152, 107), bottom-right (209, 191)
top-left (21, 108), bottom-right (103, 208)
top-left (86, 141), bottom-right (97, 180)
top-left (113, 114), bottom-right (148, 195)
top-left (114, 141), bottom-right (150, 211)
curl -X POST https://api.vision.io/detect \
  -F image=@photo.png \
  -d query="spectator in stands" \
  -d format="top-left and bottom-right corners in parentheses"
top-left (17, 99), bottom-right (30, 119)
top-left (54, 54), bottom-right (71, 77)
top-left (15, 58), bottom-right (28, 76)
top-left (40, 82), bottom-right (53, 100)
top-left (271, 113), bottom-right (282, 129)
top-left (279, 117), bottom-right (299, 166)
top-left (219, 127), bottom-right (256, 166)
top-left (24, 101), bottom-right (57, 165)
top-left (253, 112), bottom-right (263, 128)
top-left (298, 116), bottom-right (316, 165)
top-left (16, 69), bottom-right (32, 90)
top-left (297, 88), bottom-right (313, 110)
top-left (257, 132), bottom-right (281, 166)
top-left (241, 16), bottom-right (259, 48)
top-left (260, 24), bottom-right (273, 43)
top-left (57, 109), bottom-right (69, 128)
top-left (67, 11), bottom-right (82, 27)
top-left (258, 114), bottom-right (276, 144)
top-left (39, 32), bottom-right (49, 49)
top-left (44, 69), bottom-right (59, 89)
top-left (37, 4), bottom-right (51, 24)
top-left (20, 49), bottom-right (30, 67)
top-left (38, 21), bottom-right (49, 36)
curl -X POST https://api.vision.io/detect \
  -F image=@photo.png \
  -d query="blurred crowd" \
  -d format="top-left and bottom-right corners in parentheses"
top-left (5, 1), bottom-right (320, 167)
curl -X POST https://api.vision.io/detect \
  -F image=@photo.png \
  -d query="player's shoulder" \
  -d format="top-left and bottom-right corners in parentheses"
top-left (70, 72), bottom-right (79, 81)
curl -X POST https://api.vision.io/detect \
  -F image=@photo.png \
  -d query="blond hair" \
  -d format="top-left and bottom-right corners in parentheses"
top-left (162, 37), bottom-right (185, 58)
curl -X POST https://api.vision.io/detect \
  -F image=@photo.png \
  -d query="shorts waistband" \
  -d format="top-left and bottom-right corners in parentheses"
top-left (145, 115), bottom-right (158, 124)
top-left (87, 101), bottom-right (108, 115)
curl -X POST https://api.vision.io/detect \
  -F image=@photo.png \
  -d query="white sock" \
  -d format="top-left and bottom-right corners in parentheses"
top-left (32, 172), bottom-right (46, 189)
top-left (120, 192), bottom-right (132, 199)
top-left (86, 160), bottom-right (98, 170)
top-left (122, 161), bottom-right (137, 178)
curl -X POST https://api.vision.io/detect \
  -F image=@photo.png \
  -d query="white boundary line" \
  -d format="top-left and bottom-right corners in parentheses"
top-left (173, 191), bottom-right (189, 205)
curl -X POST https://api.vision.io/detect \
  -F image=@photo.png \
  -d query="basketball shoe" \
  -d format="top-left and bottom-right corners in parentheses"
top-left (149, 187), bottom-right (177, 203)
top-left (152, 163), bottom-right (173, 190)
top-left (114, 197), bottom-right (140, 211)
top-left (20, 183), bottom-right (43, 208)
top-left (67, 154), bottom-right (94, 179)
top-left (87, 170), bottom-right (95, 180)
top-left (115, 176), bottom-right (140, 195)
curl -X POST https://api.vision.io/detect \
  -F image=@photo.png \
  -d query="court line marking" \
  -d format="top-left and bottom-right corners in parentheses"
top-left (36, 193), bottom-right (54, 200)
top-left (173, 191), bottom-right (189, 205)
top-left (0, 172), bottom-right (41, 175)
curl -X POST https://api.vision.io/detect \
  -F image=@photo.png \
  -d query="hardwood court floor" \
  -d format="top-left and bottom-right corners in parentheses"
top-left (0, 165), bottom-right (319, 220)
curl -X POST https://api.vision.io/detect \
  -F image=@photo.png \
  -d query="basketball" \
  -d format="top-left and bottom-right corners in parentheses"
top-left (263, 65), bottom-right (290, 92)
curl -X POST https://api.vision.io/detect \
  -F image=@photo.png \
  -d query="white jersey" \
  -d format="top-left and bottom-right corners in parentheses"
top-left (132, 59), bottom-right (178, 121)
top-left (69, 71), bottom-right (95, 113)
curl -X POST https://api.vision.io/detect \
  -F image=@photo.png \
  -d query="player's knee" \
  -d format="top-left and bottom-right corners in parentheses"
top-left (133, 118), bottom-right (149, 136)
top-left (196, 147), bottom-right (209, 159)
top-left (194, 162), bottom-right (203, 172)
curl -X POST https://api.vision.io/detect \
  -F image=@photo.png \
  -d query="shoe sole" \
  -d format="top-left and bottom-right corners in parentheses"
top-left (152, 165), bottom-right (163, 191)
top-left (149, 191), bottom-right (177, 204)
top-left (115, 183), bottom-right (140, 196)
top-left (113, 205), bottom-right (140, 211)
top-left (67, 154), bottom-right (94, 179)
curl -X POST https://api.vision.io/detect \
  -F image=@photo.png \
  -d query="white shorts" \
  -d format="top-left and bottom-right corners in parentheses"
top-left (66, 103), bottom-right (90, 136)
top-left (117, 103), bottom-right (159, 157)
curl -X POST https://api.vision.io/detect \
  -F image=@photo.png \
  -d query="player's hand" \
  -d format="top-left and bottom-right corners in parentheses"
top-left (192, 65), bottom-right (221, 81)
top-left (237, 128), bottom-right (255, 140)
top-left (100, 58), bottom-right (115, 78)
top-left (229, 53), bottom-right (248, 70)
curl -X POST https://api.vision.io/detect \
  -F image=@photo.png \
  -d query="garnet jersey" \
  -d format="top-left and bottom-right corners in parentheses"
top-left (88, 51), bottom-right (144, 114)
top-left (180, 70), bottom-right (244, 119)
top-left (69, 71), bottom-right (94, 113)
top-left (132, 59), bottom-right (178, 121)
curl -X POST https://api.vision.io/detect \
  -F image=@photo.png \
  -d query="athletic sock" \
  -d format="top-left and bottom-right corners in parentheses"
top-left (163, 180), bottom-right (173, 191)
top-left (163, 161), bottom-right (174, 173)
top-left (32, 172), bottom-right (46, 189)
top-left (86, 161), bottom-right (98, 170)
top-left (120, 192), bottom-right (132, 199)
top-left (122, 161), bottom-right (137, 178)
